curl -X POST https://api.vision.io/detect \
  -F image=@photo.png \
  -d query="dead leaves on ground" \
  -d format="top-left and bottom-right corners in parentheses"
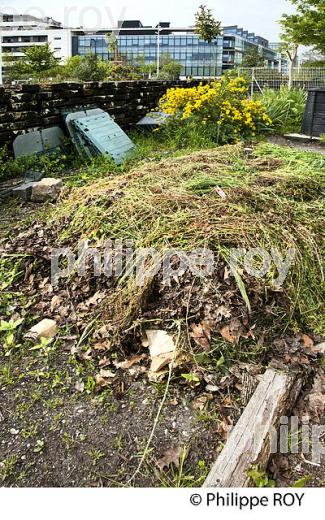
top-left (115, 354), bottom-right (147, 370)
top-left (190, 322), bottom-right (211, 351)
top-left (156, 446), bottom-right (182, 471)
top-left (189, 315), bottom-right (255, 351)
top-left (142, 330), bottom-right (178, 380)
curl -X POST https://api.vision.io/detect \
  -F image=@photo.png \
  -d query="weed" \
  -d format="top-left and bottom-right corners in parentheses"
top-left (62, 432), bottom-right (78, 450)
top-left (88, 449), bottom-right (105, 466)
top-left (0, 455), bottom-right (18, 482)
top-left (33, 440), bottom-right (45, 454)
top-left (0, 318), bottom-right (23, 353)
top-left (257, 87), bottom-right (307, 134)
top-left (85, 376), bottom-right (96, 394)
top-left (21, 423), bottom-right (39, 439)
top-left (293, 475), bottom-right (312, 487)
top-left (154, 447), bottom-right (209, 487)
top-left (247, 465), bottom-right (275, 487)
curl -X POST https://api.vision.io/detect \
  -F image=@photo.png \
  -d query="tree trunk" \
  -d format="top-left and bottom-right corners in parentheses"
top-left (287, 45), bottom-right (298, 90)
top-left (114, 46), bottom-right (119, 64)
top-left (288, 58), bottom-right (294, 90)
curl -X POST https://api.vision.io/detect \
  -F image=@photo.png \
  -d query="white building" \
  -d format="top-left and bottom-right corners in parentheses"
top-left (0, 14), bottom-right (72, 82)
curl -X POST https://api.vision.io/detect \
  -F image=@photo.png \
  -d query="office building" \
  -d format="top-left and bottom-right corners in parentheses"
top-left (0, 14), bottom-right (285, 81)
top-left (72, 21), bottom-right (282, 77)
top-left (0, 13), bottom-right (71, 76)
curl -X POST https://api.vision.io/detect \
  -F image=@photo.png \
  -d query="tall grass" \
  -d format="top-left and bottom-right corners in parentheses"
top-left (51, 143), bottom-right (324, 335)
top-left (258, 87), bottom-right (307, 135)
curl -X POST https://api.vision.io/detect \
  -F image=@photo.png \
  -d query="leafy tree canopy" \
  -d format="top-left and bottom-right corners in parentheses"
top-left (194, 4), bottom-right (221, 43)
top-left (4, 44), bottom-right (58, 80)
top-left (22, 44), bottom-right (58, 73)
top-left (242, 46), bottom-right (265, 67)
top-left (281, 0), bottom-right (325, 54)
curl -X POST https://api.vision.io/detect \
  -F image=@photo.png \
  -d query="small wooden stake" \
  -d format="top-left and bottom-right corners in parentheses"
top-left (203, 368), bottom-right (302, 488)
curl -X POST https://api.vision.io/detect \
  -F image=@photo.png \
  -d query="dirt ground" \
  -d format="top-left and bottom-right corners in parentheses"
top-left (0, 349), bottom-right (226, 487)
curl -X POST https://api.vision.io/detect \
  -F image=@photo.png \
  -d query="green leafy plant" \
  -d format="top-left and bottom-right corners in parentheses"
top-left (181, 373), bottom-right (200, 388)
top-left (258, 87), bottom-right (307, 134)
top-left (88, 449), bottom-right (105, 465)
top-left (63, 53), bottom-right (107, 82)
top-left (247, 465), bottom-right (275, 487)
top-left (0, 318), bottom-right (23, 352)
top-left (281, 0), bottom-right (325, 56)
top-left (0, 145), bottom-right (73, 183)
top-left (293, 475), bottom-right (312, 487)
top-left (0, 455), bottom-right (18, 482)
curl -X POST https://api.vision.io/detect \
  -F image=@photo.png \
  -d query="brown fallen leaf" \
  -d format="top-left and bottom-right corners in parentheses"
top-left (144, 330), bottom-right (176, 357)
top-left (217, 420), bottom-right (231, 441)
top-left (50, 295), bottom-right (62, 312)
top-left (219, 318), bottom-right (243, 345)
top-left (301, 334), bottom-right (314, 349)
top-left (157, 446), bottom-right (182, 471)
top-left (81, 348), bottom-right (92, 361)
top-left (117, 354), bottom-right (147, 370)
top-left (86, 291), bottom-right (106, 306)
top-left (308, 393), bottom-right (325, 423)
top-left (150, 352), bottom-right (174, 373)
top-left (192, 394), bottom-right (212, 411)
top-left (93, 342), bottom-right (111, 351)
top-left (96, 325), bottom-right (110, 339)
top-left (220, 325), bottom-right (235, 343)
top-left (99, 357), bottom-right (111, 368)
top-left (190, 322), bottom-right (212, 351)
top-left (39, 277), bottom-right (49, 289)
top-left (95, 374), bottom-right (110, 389)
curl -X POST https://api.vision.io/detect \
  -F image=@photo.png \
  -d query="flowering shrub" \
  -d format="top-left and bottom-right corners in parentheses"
top-left (158, 76), bottom-right (272, 143)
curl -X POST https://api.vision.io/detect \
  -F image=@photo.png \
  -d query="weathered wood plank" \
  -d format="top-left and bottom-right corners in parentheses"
top-left (203, 368), bottom-right (302, 488)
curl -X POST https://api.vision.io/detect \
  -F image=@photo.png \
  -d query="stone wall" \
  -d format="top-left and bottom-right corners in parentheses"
top-left (0, 80), bottom-right (201, 149)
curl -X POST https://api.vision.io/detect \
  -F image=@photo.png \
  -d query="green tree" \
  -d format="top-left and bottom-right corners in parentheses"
top-left (105, 63), bottom-right (139, 80)
top-left (159, 53), bottom-right (183, 80)
top-left (59, 55), bottom-right (138, 81)
top-left (194, 4), bottom-right (221, 76)
top-left (60, 54), bottom-right (108, 81)
top-left (194, 4), bottom-right (221, 43)
top-left (242, 46), bottom-right (265, 67)
top-left (5, 44), bottom-right (58, 79)
top-left (22, 44), bottom-right (57, 74)
top-left (59, 55), bottom-right (82, 79)
top-left (134, 55), bottom-right (156, 78)
top-left (161, 61), bottom-right (183, 80)
top-left (281, 1), bottom-right (325, 54)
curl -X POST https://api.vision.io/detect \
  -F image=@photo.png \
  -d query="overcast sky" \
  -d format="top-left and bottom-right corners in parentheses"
top-left (4, 0), bottom-right (295, 41)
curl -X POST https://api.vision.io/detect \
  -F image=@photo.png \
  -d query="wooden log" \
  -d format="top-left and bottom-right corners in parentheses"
top-left (203, 368), bottom-right (302, 488)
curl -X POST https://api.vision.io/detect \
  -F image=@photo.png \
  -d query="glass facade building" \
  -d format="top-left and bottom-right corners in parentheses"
top-left (71, 22), bottom-right (282, 77)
